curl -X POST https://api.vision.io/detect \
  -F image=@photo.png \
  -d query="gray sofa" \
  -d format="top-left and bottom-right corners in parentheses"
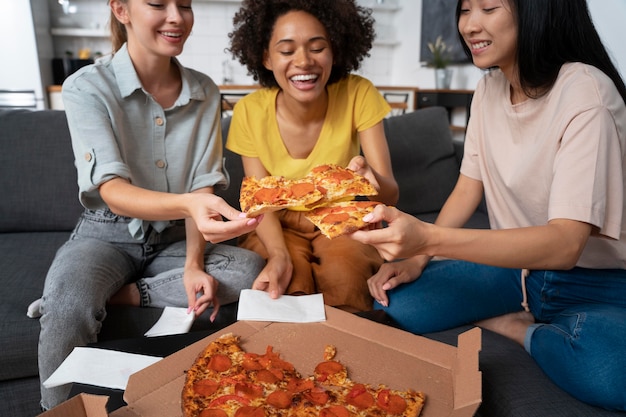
top-left (0, 107), bottom-right (622, 417)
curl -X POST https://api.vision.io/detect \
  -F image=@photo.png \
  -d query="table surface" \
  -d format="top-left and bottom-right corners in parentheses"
top-left (69, 310), bottom-right (398, 412)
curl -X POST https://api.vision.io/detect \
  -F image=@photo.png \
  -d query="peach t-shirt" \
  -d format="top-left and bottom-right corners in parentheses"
top-left (461, 63), bottom-right (626, 269)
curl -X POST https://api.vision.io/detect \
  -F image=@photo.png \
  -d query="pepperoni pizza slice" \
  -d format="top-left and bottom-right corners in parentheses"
top-left (304, 200), bottom-right (381, 239)
top-left (305, 164), bottom-right (378, 207)
top-left (240, 175), bottom-right (324, 217)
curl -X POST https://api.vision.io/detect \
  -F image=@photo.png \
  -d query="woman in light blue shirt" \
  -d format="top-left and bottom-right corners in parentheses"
top-left (38, 0), bottom-right (264, 409)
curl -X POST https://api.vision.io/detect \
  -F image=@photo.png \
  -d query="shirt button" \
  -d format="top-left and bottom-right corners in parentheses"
top-left (84, 152), bottom-right (92, 162)
top-left (155, 160), bottom-right (166, 168)
top-left (155, 117), bottom-right (164, 126)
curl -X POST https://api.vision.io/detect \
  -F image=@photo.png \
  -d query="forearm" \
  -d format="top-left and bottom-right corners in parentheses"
top-left (100, 177), bottom-right (204, 221)
top-left (255, 212), bottom-right (290, 259)
top-left (371, 173), bottom-right (399, 206)
top-left (185, 216), bottom-right (207, 272)
top-left (435, 174), bottom-right (483, 228)
top-left (425, 220), bottom-right (591, 270)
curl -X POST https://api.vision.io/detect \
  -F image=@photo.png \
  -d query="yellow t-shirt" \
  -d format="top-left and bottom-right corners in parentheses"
top-left (226, 74), bottom-right (391, 179)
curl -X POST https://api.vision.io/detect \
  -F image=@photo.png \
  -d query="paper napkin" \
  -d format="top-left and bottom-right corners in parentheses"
top-left (43, 347), bottom-right (162, 390)
top-left (144, 306), bottom-right (195, 337)
top-left (237, 289), bottom-right (326, 323)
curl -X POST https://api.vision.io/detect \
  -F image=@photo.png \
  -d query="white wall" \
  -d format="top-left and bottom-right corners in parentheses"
top-left (45, 0), bottom-right (626, 90)
top-left (588, 0), bottom-right (626, 80)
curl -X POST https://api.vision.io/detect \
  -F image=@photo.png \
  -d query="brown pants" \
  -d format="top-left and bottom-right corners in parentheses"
top-left (238, 210), bottom-right (383, 312)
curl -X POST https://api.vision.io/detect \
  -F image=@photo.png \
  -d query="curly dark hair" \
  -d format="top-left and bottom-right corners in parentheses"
top-left (227, 0), bottom-right (375, 88)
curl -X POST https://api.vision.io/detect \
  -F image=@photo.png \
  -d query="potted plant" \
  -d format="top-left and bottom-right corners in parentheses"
top-left (426, 35), bottom-right (453, 89)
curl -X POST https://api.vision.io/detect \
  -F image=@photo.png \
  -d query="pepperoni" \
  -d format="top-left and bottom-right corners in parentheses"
top-left (199, 409), bottom-right (228, 417)
top-left (346, 384), bottom-right (374, 409)
top-left (322, 213), bottom-right (350, 224)
top-left (208, 394), bottom-right (250, 407)
top-left (377, 389), bottom-right (407, 415)
top-left (328, 170), bottom-right (354, 182)
top-left (290, 182), bottom-right (316, 198)
top-left (266, 390), bottom-right (293, 409)
top-left (319, 405), bottom-right (352, 417)
top-left (315, 360), bottom-right (345, 375)
top-left (286, 377), bottom-right (315, 393)
top-left (208, 354), bottom-right (232, 373)
top-left (256, 369), bottom-right (282, 384)
top-left (234, 405), bottom-right (265, 417)
top-left (258, 346), bottom-right (295, 371)
top-left (235, 382), bottom-right (264, 399)
top-left (254, 188), bottom-right (281, 203)
top-left (303, 388), bottom-right (330, 405)
top-left (193, 379), bottom-right (219, 397)
top-left (242, 353), bottom-right (264, 371)
top-left (310, 165), bottom-right (332, 174)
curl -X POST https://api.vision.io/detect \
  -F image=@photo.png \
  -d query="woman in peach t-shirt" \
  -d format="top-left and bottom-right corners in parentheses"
top-left (351, 0), bottom-right (626, 411)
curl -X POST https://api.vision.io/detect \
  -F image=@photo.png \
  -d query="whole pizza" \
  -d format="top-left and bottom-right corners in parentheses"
top-left (182, 333), bottom-right (425, 417)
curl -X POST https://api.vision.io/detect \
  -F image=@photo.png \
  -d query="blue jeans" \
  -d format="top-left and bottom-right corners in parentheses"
top-left (376, 260), bottom-right (626, 411)
top-left (38, 209), bottom-right (264, 409)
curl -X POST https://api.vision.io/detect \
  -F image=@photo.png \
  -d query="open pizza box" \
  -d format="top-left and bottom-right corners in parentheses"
top-left (41, 306), bottom-right (482, 417)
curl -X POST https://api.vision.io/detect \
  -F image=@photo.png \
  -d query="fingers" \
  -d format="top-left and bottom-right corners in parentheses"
top-left (208, 299), bottom-right (220, 322)
top-left (199, 214), bottom-right (263, 244)
top-left (347, 155), bottom-right (366, 172)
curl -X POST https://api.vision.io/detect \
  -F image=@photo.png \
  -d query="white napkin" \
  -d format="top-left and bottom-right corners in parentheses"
top-left (144, 306), bottom-right (195, 337)
top-left (237, 289), bottom-right (326, 323)
top-left (43, 347), bottom-right (162, 390)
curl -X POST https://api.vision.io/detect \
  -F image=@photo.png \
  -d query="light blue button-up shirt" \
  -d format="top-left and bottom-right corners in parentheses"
top-left (62, 43), bottom-right (226, 239)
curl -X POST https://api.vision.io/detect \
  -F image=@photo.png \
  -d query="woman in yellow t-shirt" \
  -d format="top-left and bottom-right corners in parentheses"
top-left (226, 0), bottom-right (399, 312)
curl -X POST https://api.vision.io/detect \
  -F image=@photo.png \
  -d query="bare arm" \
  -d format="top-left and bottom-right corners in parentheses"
top-left (241, 156), bottom-right (293, 298)
top-left (353, 121), bottom-right (399, 206)
top-left (353, 205), bottom-right (592, 270)
top-left (183, 189), bottom-right (220, 321)
top-left (99, 177), bottom-right (260, 243)
top-left (364, 174), bottom-right (485, 305)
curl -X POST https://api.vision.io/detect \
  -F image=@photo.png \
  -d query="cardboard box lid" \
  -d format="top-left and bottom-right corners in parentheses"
top-left (42, 306), bottom-right (481, 417)
top-left (39, 393), bottom-right (109, 417)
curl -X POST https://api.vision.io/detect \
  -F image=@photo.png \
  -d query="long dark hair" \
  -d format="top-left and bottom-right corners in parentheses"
top-left (456, 0), bottom-right (626, 105)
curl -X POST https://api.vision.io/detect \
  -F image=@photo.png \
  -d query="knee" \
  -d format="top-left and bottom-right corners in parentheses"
top-left (40, 294), bottom-right (105, 327)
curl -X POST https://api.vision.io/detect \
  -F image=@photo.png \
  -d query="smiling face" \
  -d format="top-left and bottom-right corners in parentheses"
top-left (263, 10), bottom-right (334, 105)
top-left (458, 0), bottom-right (517, 75)
top-left (110, 0), bottom-right (194, 59)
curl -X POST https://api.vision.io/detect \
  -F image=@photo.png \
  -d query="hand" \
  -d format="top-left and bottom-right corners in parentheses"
top-left (367, 256), bottom-right (429, 307)
top-left (251, 253), bottom-right (293, 299)
top-left (184, 268), bottom-right (220, 321)
top-left (347, 156), bottom-right (380, 192)
top-left (190, 194), bottom-right (263, 243)
top-left (350, 205), bottom-right (430, 260)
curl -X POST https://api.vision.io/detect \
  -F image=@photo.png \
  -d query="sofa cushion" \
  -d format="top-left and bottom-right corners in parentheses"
top-left (0, 232), bottom-right (71, 381)
top-left (215, 116), bottom-right (245, 211)
top-left (0, 109), bottom-right (83, 232)
top-left (383, 107), bottom-right (460, 216)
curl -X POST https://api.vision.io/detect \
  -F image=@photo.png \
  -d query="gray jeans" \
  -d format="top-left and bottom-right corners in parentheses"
top-left (38, 209), bottom-right (264, 409)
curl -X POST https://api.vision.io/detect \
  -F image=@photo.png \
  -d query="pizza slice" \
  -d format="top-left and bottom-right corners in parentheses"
top-left (240, 175), bottom-right (324, 217)
top-left (306, 164), bottom-right (378, 206)
top-left (304, 200), bottom-right (382, 239)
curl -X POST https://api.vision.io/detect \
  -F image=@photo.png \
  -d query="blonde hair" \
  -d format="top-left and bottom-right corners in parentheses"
top-left (108, 0), bottom-right (128, 53)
